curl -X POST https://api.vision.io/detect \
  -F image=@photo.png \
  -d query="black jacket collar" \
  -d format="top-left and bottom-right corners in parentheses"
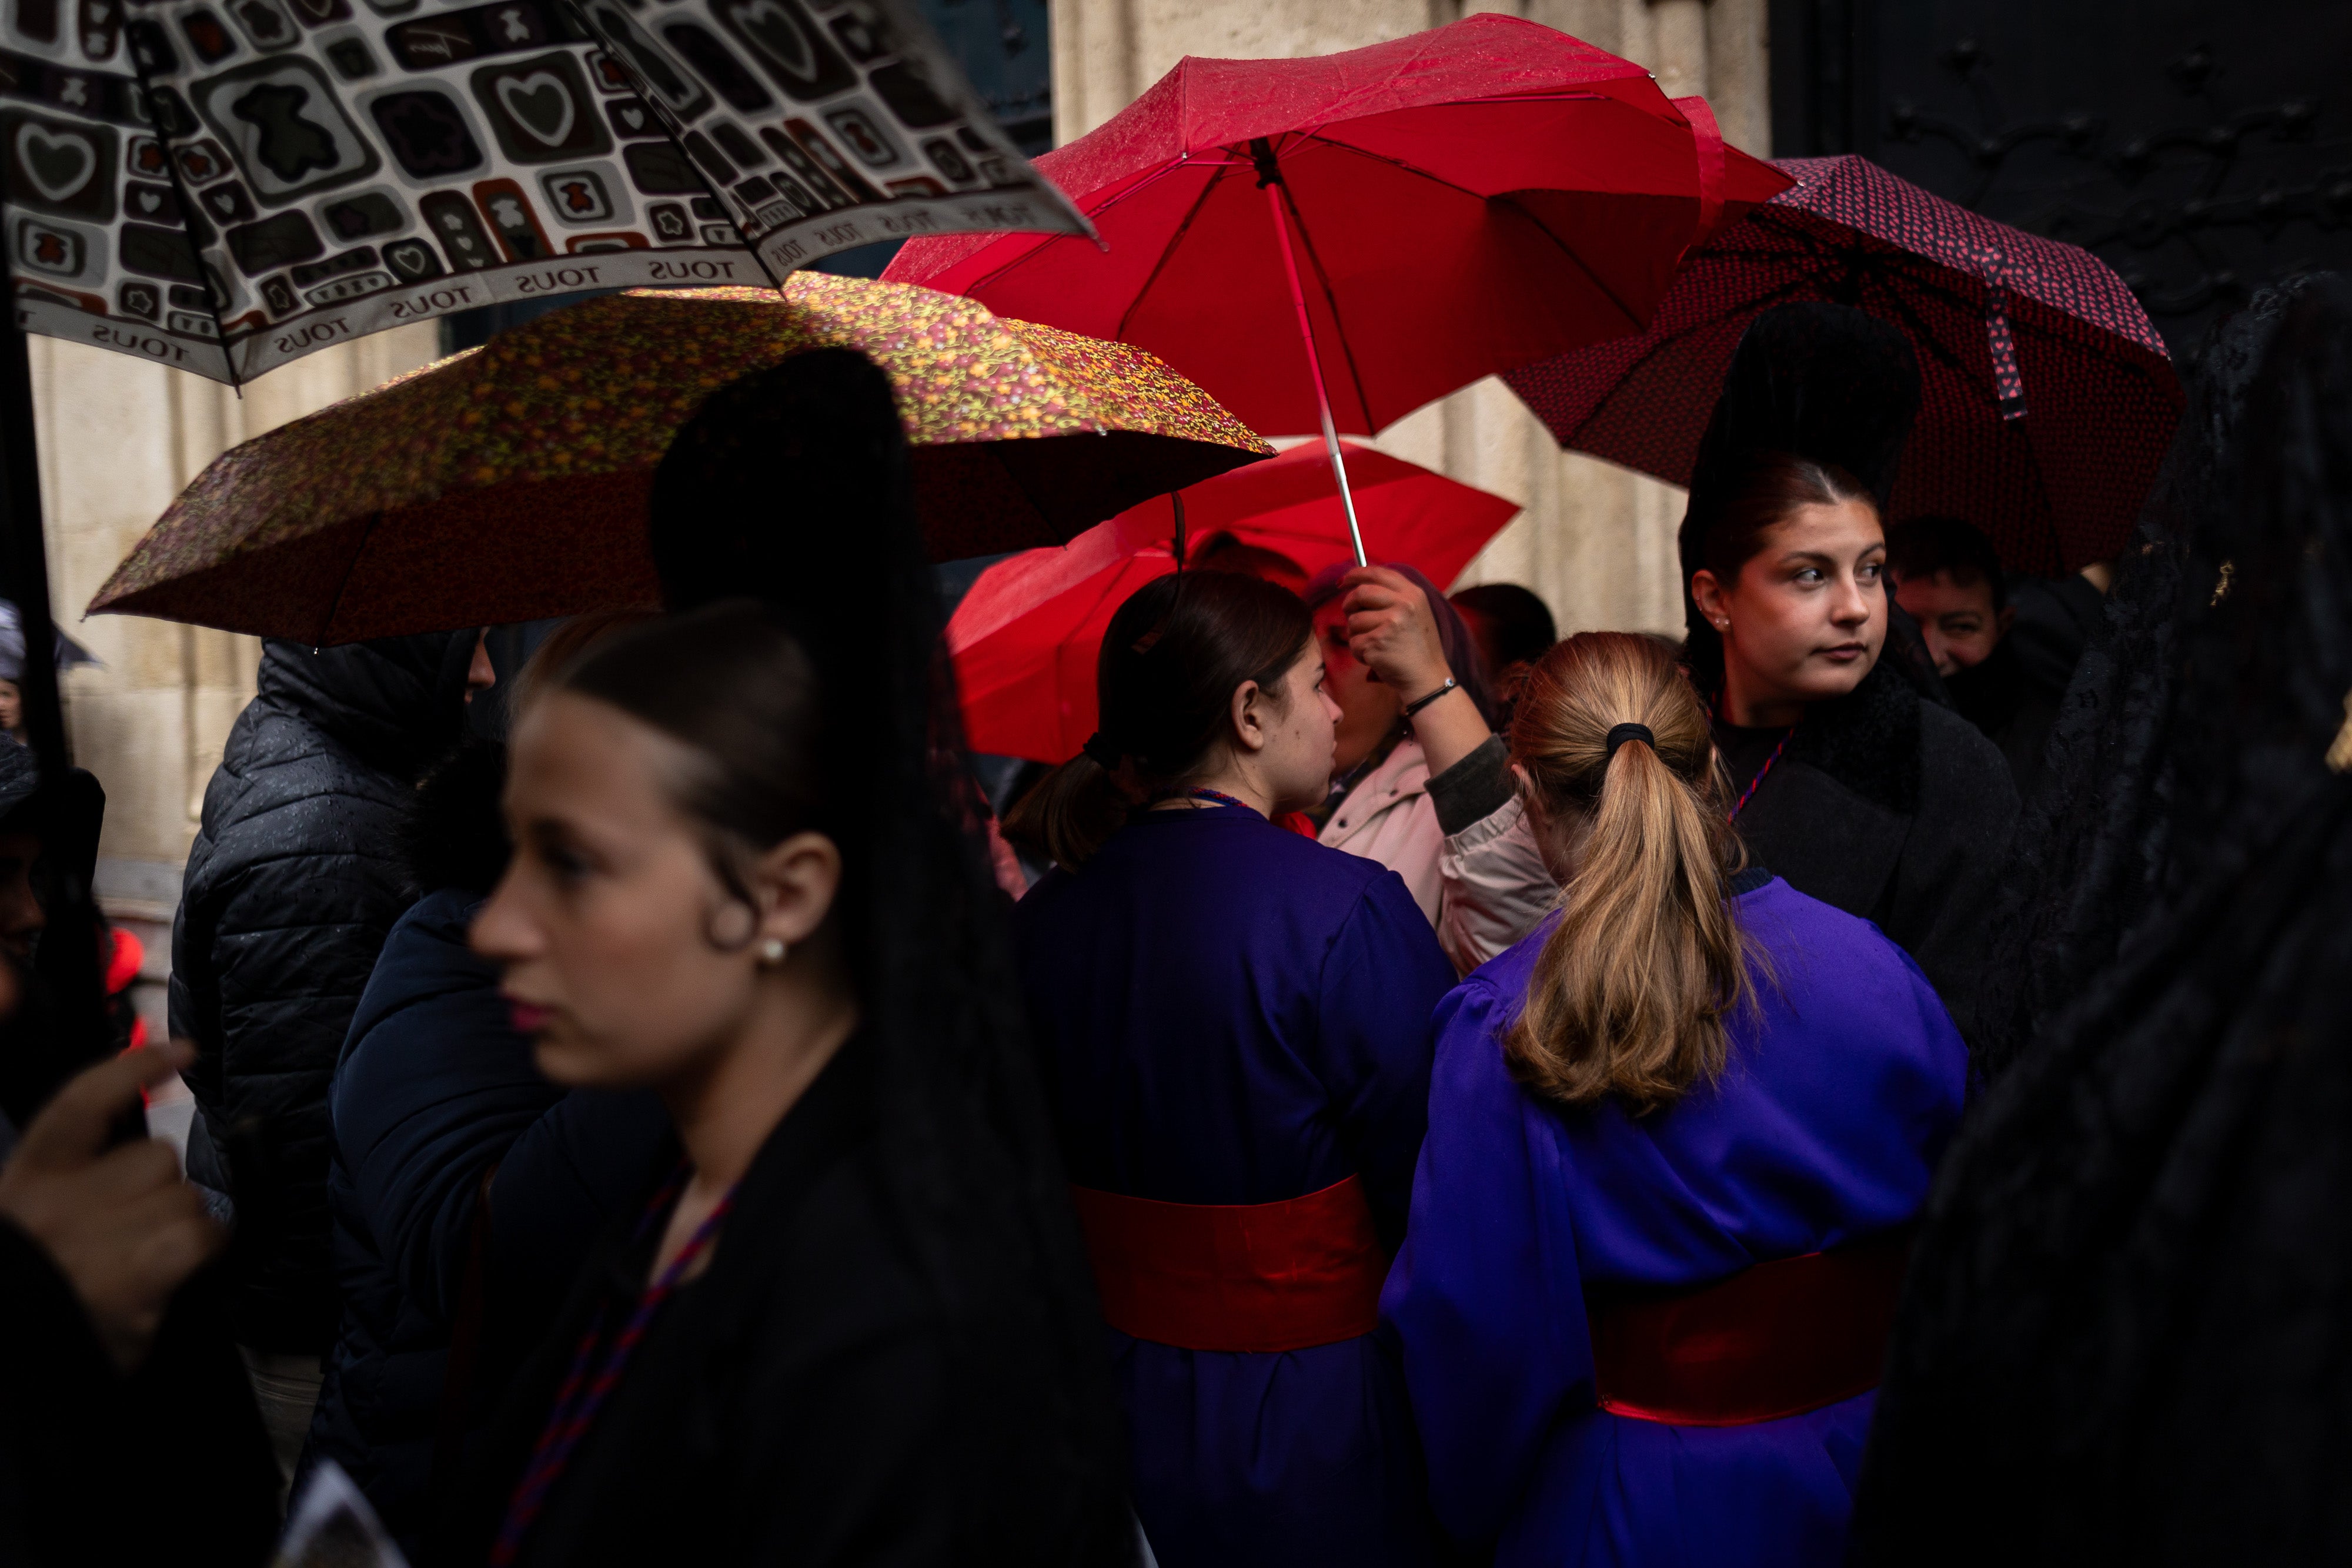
top-left (1786, 658), bottom-right (1924, 817)
top-left (257, 631), bottom-right (475, 778)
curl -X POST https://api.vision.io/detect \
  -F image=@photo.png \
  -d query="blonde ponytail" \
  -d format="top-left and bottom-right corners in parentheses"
top-left (1504, 633), bottom-right (1755, 1114)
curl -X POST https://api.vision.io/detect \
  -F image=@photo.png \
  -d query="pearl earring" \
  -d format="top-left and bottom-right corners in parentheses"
top-left (758, 938), bottom-right (787, 966)
top-left (1713, 618), bottom-right (1730, 630)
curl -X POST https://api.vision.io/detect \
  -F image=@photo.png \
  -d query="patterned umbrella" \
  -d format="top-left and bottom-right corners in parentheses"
top-left (0, 0), bottom-right (1087, 383)
top-left (86, 273), bottom-right (1271, 643)
top-left (1502, 155), bottom-right (2183, 574)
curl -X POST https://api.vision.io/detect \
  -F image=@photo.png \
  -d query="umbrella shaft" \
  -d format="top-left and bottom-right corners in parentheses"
top-left (1261, 179), bottom-right (1366, 567)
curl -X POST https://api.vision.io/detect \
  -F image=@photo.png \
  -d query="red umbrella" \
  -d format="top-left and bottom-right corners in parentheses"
top-left (887, 15), bottom-right (1785, 562)
top-left (1501, 155), bottom-right (2184, 575)
top-left (951, 442), bottom-right (1519, 763)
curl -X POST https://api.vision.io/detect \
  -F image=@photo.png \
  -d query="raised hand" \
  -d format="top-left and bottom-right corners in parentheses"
top-left (1341, 565), bottom-right (1452, 699)
top-left (0, 1042), bottom-right (224, 1372)
top-left (1342, 566), bottom-right (1491, 775)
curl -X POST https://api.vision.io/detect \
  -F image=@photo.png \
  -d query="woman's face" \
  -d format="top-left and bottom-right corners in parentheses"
top-left (1313, 599), bottom-right (1400, 774)
top-left (0, 680), bottom-right (23, 734)
top-left (1253, 638), bottom-right (1342, 814)
top-left (472, 692), bottom-right (789, 1090)
top-left (1693, 497), bottom-right (1887, 713)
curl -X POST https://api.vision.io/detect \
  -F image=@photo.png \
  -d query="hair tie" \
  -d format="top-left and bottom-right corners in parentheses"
top-left (1080, 732), bottom-right (1124, 771)
top-left (1605, 723), bottom-right (1655, 760)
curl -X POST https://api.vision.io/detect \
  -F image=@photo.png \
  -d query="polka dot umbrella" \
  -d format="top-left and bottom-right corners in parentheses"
top-left (1502, 155), bottom-right (2184, 576)
top-left (85, 274), bottom-right (1272, 646)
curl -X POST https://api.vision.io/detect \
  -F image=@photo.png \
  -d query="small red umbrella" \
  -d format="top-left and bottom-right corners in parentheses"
top-left (1501, 155), bottom-right (2183, 575)
top-left (887, 15), bottom-right (1785, 563)
top-left (951, 442), bottom-right (1518, 763)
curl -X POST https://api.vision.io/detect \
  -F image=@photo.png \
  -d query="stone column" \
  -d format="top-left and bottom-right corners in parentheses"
top-left (35, 324), bottom-right (441, 1032)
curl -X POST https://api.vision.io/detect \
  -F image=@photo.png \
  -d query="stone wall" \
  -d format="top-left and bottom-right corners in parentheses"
top-left (1050, 0), bottom-right (1769, 636)
top-left (35, 325), bottom-right (441, 1018)
top-left (38, 0), bottom-right (1770, 1008)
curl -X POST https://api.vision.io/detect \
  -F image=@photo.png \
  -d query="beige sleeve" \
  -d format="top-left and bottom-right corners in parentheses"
top-left (1436, 794), bottom-right (1559, 975)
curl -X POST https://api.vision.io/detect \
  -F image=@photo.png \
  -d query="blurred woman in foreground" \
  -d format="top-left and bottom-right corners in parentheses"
top-left (1384, 632), bottom-right (1966, 1567)
top-left (1681, 304), bottom-right (2015, 1043)
top-left (445, 359), bottom-right (1130, 1566)
top-left (1007, 570), bottom-right (1455, 1567)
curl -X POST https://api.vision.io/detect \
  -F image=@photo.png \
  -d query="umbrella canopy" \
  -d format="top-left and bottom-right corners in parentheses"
top-left (951, 440), bottom-right (1518, 763)
top-left (0, 0), bottom-right (1086, 383)
top-left (88, 275), bottom-right (1271, 644)
top-left (882, 14), bottom-right (1790, 444)
top-left (1502, 154), bottom-right (2183, 575)
top-left (0, 602), bottom-right (98, 683)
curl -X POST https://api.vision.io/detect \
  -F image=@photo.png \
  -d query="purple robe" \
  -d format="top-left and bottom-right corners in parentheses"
top-left (1382, 871), bottom-right (1967, 1566)
top-left (1014, 801), bottom-right (1456, 1568)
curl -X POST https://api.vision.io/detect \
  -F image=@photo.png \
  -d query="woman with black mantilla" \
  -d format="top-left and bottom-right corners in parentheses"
top-left (1854, 272), bottom-right (2352, 1566)
top-left (436, 355), bottom-right (1132, 1567)
top-left (1681, 303), bottom-right (2017, 1044)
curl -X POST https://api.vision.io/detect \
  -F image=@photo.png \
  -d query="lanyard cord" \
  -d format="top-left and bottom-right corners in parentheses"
top-left (490, 1169), bottom-right (736, 1566)
top-left (1728, 725), bottom-right (1795, 823)
top-left (1181, 787), bottom-right (1254, 812)
top-left (1149, 786), bottom-right (1259, 815)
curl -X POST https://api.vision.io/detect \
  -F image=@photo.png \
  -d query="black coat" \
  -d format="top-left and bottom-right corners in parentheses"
top-left (171, 633), bottom-right (476, 1351)
top-left (1717, 659), bottom-right (2019, 1044)
top-left (0, 1223), bottom-right (278, 1566)
top-left (1945, 639), bottom-right (2063, 807)
top-left (436, 1041), bottom-right (1101, 1568)
top-left (303, 887), bottom-right (669, 1554)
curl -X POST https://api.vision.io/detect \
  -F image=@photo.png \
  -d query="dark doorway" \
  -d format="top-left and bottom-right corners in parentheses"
top-left (1772, 0), bottom-right (2352, 358)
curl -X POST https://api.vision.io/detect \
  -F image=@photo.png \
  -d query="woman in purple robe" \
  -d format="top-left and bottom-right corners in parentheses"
top-left (1007, 571), bottom-right (1456, 1568)
top-left (1383, 631), bottom-right (1967, 1567)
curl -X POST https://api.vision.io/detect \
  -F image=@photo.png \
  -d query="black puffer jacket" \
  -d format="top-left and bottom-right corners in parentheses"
top-left (171, 633), bottom-right (476, 1351)
top-left (305, 881), bottom-right (670, 1552)
top-left (301, 744), bottom-right (669, 1553)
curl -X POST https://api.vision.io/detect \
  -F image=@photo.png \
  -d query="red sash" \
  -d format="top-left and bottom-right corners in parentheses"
top-left (1068, 1176), bottom-right (1387, 1353)
top-left (1588, 1231), bottom-right (1911, 1426)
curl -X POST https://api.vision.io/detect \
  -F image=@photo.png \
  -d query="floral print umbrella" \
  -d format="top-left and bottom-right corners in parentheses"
top-left (87, 273), bottom-right (1271, 644)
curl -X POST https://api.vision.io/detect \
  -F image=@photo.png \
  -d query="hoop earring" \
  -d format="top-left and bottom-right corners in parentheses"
top-left (757, 937), bottom-right (787, 967)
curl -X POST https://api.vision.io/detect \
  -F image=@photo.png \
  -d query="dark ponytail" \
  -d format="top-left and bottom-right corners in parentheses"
top-left (1005, 571), bottom-right (1312, 869)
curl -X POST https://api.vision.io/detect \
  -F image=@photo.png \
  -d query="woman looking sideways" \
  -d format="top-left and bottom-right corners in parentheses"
top-left (442, 360), bottom-right (1130, 1567)
top-left (1384, 631), bottom-right (1967, 1567)
top-left (1006, 571), bottom-right (1456, 1568)
top-left (1681, 303), bottom-right (2016, 1043)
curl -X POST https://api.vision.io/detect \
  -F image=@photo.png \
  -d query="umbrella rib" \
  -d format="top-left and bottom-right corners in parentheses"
top-left (960, 159), bottom-right (1221, 298)
top-left (1274, 175), bottom-right (1378, 432)
top-left (1295, 133), bottom-right (1645, 333)
top-left (1555, 272), bottom-right (1821, 450)
top-left (123, 54), bottom-right (240, 382)
top-left (312, 507), bottom-right (382, 648)
top-left (1114, 160), bottom-right (1235, 343)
